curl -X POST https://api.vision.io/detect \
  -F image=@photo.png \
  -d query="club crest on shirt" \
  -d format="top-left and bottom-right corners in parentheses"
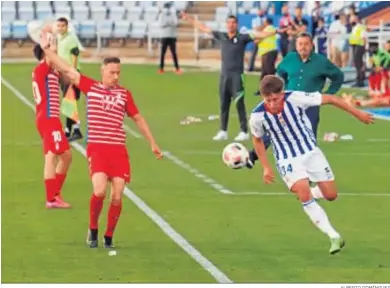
top-left (102, 93), bottom-right (124, 111)
top-left (278, 114), bottom-right (287, 126)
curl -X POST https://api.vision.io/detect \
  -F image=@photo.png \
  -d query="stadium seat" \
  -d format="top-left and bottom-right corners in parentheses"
top-left (71, 1), bottom-right (87, 8)
top-left (122, 1), bottom-right (137, 9)
top-left (1, 7), bottom-right (17, 22)
top-left (19, 1), bottom-right (34, 8)
top-left (143, 6), bottom-right (159, 23)
top-left (139, 1), bottom-right (155, 9)
top-left (97, 20), bottom-right (113, 39)
top-left (2, 1), bottom-right (16, 8)
top-left (113, 20), bottom-right (130, 39)
top-left (156, 1), bottom-right (169, 10)
top-left (109, 6), bottom-right (126, 20)
top-left (53, 1), bottom-right (69, 10)
top-left (215, 7), bottom-right (230, 23)
top-left (36, 7), bottom-right (53, 20)
top-left (202, 21), bottom-right (218, 39)
top-left (12, 20), bottom-right (28, 40)
top-left (70, 20), bottom-right (80, 34)
top-left (18, 6), bottom-right (35, 21)
top-left (91, 6), bottom-right (107, 21)
top-left (35, 1), bottom-right (51, 9)
top-left (88, 1), bottom-right (104, 8)
top-left (2, 22), bottom-right (12, 40)
top-left (104, 1), bottom-right (120, 8)
top-left (130, 20), bottom-right (147, 39)
top-left (79, 20), bottom-right (96, 40)
top-left (127, 6), bottom-right (143, 22)
top-left (249, 8), bottom-right (258, 15)
top-left (73, 6), bottom-right (89, 21)
top-left (241, 1), bottom-right (255, 13)
top-left (173, 1), bottom-right (188, 12)
top-left (148, 21), bottom-right (161, 38)
top-left (54, 6), bottom-right (72, 19)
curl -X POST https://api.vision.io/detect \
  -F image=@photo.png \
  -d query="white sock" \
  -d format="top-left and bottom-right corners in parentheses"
top-left (303, 199), bottom-right (340, 239)
top-left (310, 185), bottom-right (324, 200)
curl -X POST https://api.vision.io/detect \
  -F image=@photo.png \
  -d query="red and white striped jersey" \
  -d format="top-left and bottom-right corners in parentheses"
top-left (77, 74), bottom-right (139, 146)
top-left (32, 60), bottom-right (61, 120)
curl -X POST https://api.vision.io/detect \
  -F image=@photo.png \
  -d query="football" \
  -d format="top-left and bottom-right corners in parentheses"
top-left (222, 142), bottom-right (249, 169)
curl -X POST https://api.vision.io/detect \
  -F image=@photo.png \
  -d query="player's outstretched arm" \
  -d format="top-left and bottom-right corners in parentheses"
top-left (40, 31), bottom-right (81, 86)
top-left (132, 114), bottom-right (163, 159)
top-left (322, 94), bottom-right (375, 124)
top-left (252, 136), bottom-right (275, 184)
top-left (181, 12), bottom-right (212, 34)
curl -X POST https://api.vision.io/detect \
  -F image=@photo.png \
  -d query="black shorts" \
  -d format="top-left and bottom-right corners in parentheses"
top-left (60, 75), bottom-right (81, 101)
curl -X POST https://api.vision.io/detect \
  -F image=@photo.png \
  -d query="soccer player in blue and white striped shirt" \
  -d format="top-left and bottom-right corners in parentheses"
top-left (249, 75), bottom-right (374, 254)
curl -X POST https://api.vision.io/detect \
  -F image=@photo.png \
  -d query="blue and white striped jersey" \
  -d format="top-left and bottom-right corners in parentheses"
top-left (249, 91), bottom-right (322, 160)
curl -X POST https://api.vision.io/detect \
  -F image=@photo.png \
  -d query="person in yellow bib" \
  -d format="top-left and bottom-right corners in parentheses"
top-left (56, 17), bottom-right (83, 142)
top-left (254, 18), bottom-right (278, 96)
top-left (349, 15), bottom-right (367, 87)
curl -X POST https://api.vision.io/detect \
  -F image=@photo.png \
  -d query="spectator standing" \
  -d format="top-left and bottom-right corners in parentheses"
top-left (158, 3), bottom-right (181, 74)
top-left (279, 4), bottom-right (293, 57)
top-left (328, 14), bottom-right (349, 67)
top-left (349, 15), bottom-right (367, 87)
top-left (248, 9), bottom-right (266, 72)
top-left (315, 17), bottom-right (327, 56)
top-left (311, 1), bottom-right (322, 36)
top-left (254, 17), bottom-right (278, 95)
top-left (289, 7), bottom-right (309, 52)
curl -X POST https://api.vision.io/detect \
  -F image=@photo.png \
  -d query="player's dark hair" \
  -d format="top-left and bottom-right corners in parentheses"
top-left (33, 44), bottom-right (44, 61)
top-left (57, 17), bottom-right (68, 25)
top-left (260, 75), bottom-right (285, 96)
top-left (227, 15), bottom-right (237, 22)
top-left (296, 32), bottom-right (313, 42)
top-left (103, 57), bottom-right (121, 65)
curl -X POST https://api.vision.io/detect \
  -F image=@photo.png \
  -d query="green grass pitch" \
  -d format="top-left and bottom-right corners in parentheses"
top-left (2, 63), bottom-right (390, 283)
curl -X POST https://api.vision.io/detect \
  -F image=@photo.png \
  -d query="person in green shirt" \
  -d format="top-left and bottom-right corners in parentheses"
top-left (247, 32), bottom-right (344, 168)
top-left (56, 17), bottom-right (83, 141)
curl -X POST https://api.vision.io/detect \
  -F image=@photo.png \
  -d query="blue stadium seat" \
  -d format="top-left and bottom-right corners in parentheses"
top-left (18, 6), bottom-right (35, 21)
top-left (73, 5), bottom-right (89, 21)
top-left (36, 6), bottom-right (53, 20)
top-left (122, 1), bottom-right (138, 9)
top-left (79, 20), bottom-right (96, 40)
top-left (215, 7), bottom-right (230, 22)
top-left (53, 1), bottom-right (70, 10)
top-left (2, 7), bottom-right (17, 22)
top-left (89, 1), bottom-right (104, 8)
top-left (113, 20), bottom-right (131, 39)
top-left (54, 6), bottom-right (72, 19)
top-left (139, 1), bottom-right (155, 9)
top-left (35, 1), bottom-right (51, 9)
top-left (109, 6), bottom-right (126, 20)
top-left (2, 22), bottom-right (12, 39)
top-left (148, 21), bottom-right (160, 38)
top-left (130, 20), bottom-right (147, 39)
top-left (127, 6), bottom-right (143, 22)
top-left (12, 20), bottom-right (28, 40)
top-left (2, 1), bottom-right (16, 8)
top-left (91, 6), bottom-right (107, 21)
top-left (143, 6), bottom-right (159, 23)
top-left (98, 20), bottom-right (113, 38)
top-left (105, 1), bottom-right (120, 8)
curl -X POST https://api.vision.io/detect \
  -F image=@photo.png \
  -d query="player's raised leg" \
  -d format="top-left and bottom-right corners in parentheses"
top-left (290, 179), bottom-right (344, 254)
top-left (54, 149), bottom-right (72, 207)
top-left (104, 177), bottom-right (125, 248)
top-left (87, 172), bottom-right (108, 248)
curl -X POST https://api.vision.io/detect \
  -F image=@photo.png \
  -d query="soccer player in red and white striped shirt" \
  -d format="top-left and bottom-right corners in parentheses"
top-left (40, 31), bottom-right (163, 248)
top-left (32, 44), bottom-right (72, 209)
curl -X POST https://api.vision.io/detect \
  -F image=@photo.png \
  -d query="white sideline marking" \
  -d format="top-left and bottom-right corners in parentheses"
top-left (235, 192), bottom-right (390, 197)
top-left (2, 77), bottom-right (233, 284)
top-left (123, 124), bottom-right (234, 195)
top-left (178, 150), bottom-right (390, 157)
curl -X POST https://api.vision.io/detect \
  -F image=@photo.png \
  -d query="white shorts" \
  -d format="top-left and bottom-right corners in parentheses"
top-left (276, 147), bottom-right (335, 190)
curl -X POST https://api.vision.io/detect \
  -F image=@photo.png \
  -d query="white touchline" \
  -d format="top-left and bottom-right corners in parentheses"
top-left (123, 124), bottom-right (234, 195)
top-left (2, 77), bottom-right (233, 284)
top-left (235, 192), bottom-right (390, 197)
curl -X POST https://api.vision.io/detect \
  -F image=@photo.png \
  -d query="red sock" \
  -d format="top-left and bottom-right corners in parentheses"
top-left (55, 173), bottom-right (67, 196)
top-left (105, 202), bottom-right (122, 238)
top-left (44, 179), bottom-right (57, 202)
top-left (89, 194), bottom-right (104, 230)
